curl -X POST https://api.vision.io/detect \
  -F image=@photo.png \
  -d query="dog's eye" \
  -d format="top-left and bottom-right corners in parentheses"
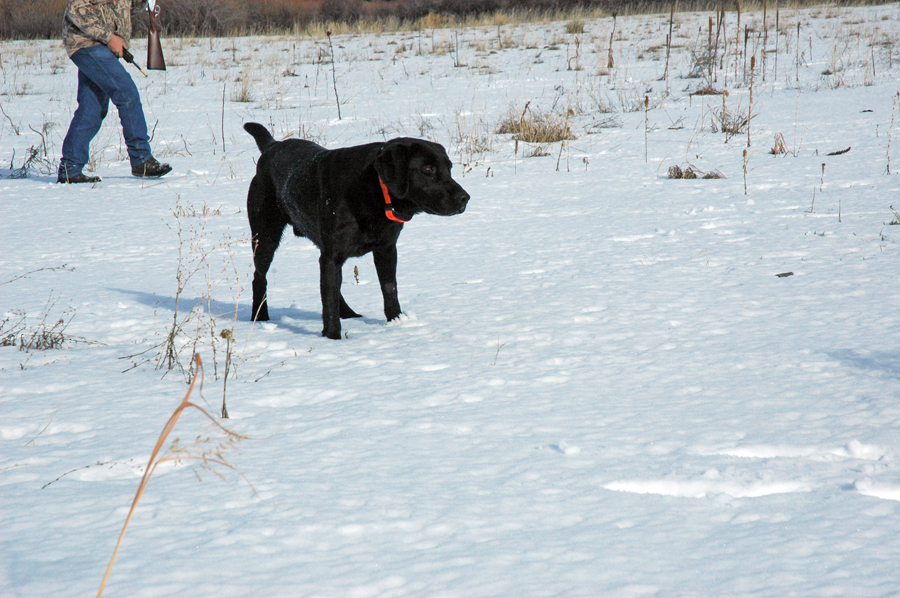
top-left (423, 165), bottom-right (436, 175)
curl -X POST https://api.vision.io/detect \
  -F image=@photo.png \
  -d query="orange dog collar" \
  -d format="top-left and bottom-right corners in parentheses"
top-left (379, 176), bottom-right (408, 223)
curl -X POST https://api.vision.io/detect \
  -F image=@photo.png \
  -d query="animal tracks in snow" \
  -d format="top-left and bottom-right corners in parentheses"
top-left (707, 439), bottom-right (887, 462)
top-left (855, 479), bottom-right (900, 501)
top-left (604, 477), bottom-right (812, 499)
top-left (548, 440), bottom-right (581, 455)
top-left (604, 441), bottom-right (895, 501)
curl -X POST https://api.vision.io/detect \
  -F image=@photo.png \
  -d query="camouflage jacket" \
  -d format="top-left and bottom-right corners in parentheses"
top-left (62, 0), bottom-right (148, 57)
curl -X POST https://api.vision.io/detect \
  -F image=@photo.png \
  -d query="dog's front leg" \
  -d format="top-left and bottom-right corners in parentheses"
top-left (373, 246), bottom-right (401, 322)
top-left (319, 253), bottom-right (344, 339)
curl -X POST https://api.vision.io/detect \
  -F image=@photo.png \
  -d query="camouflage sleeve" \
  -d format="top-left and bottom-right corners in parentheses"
top-left (65, 0), bottom-right (114, 45)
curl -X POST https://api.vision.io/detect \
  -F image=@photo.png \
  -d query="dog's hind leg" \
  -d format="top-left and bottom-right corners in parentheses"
top-left (248, 176), bottom-right (287, 322)
top-left (339, 295), bottom-right (362, 319)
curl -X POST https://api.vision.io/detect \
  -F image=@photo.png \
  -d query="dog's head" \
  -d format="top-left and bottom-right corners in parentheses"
top-left (374, 138), bottom-right (470, 219)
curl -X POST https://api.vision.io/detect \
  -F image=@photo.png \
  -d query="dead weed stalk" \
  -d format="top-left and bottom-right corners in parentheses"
top-left (97, 354), bottom-right (252, 598)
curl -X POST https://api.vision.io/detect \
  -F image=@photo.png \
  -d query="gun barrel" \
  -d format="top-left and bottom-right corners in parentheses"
top-left (121, 48), bottom-right (148, 77)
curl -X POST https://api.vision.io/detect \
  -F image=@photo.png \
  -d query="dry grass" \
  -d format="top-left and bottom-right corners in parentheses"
top-left (5, 309), bottom-right (72, 351)
top-left (889, 205), bottom-right (900, 225)
top-left (565, 18), bottom-right (586, 34)
top-left (496, 103), bottom-right (576, 144)
top-left (2, 0), bottom-right (845, 40)
top-left (0, 0), bottom-right (65, 39)
top-left (667, 164), bottom-right (725, 179)
top-left (770, 132), bottom-right (790, 155)
top-left (0, 265), bottom-right (92, 356)
top-left (231, 68), bottom-right (255, 103)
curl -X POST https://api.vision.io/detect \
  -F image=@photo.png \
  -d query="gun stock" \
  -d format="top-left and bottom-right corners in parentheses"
top-left (147, 4), bottom-right (166, 71)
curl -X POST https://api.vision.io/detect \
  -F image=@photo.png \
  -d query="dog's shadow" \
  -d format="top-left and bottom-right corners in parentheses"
top-left (828, 349), bottom-right (900, 380)
top-left (112, 288), bottom-right (382, 337)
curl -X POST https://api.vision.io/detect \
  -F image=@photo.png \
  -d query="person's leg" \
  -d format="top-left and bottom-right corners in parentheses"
top-left (69, 45), bottom-right (153, 167)
top-left (58, 63), bottom-right (108, 179)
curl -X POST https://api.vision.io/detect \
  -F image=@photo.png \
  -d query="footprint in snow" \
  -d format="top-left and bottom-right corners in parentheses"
top-left (603, 477), bottom-right (811, 498)
top-left (549, 440), bottom-right (581, 455)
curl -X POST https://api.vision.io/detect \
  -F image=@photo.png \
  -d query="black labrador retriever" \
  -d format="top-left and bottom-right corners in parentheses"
top-left (244, 123), bottom-right (470, 339)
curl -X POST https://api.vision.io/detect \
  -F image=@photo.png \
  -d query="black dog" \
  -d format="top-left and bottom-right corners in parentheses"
top-left (244, 123), bottom-right (470, 339)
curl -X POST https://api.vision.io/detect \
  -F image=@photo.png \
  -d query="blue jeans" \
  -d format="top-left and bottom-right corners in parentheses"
top-left (59, 45), bottom-right (152, 177)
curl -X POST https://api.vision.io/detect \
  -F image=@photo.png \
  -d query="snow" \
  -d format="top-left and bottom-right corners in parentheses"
top-left (2, 4), bottom-right (900, 596)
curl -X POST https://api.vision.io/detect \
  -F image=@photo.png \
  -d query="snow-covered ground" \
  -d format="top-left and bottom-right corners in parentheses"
top-left (3, 4), bottom-right (900, 596)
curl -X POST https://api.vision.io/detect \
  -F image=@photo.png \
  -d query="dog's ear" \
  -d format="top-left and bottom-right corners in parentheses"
top-left (374, 141), bottom-right (410, 199)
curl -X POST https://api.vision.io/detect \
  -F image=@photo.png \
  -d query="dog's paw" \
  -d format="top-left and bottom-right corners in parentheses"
top-left (386, 311), bottom-right (419, 327)
top-left (322, 327), bottom-right (342, 340)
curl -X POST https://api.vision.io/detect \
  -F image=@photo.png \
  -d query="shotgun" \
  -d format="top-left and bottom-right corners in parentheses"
top-left (147, 1), bottom-right (166, 71)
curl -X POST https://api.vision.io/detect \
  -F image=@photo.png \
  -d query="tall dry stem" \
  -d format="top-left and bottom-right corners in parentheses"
top-left (97, 355), bottom-right (249, 598)
top-left (326, 31), bottom-right (342, 120)
top-left (607, 13), bottom-right (617, 69)
top-left (747, 55), bottom-right (756, 147)
top-left (743, 148), bottom-right (749, 195)
top-left (663, 3), bottom-right (674, 85)
top-left (887, 91), bottom-right (899, 175)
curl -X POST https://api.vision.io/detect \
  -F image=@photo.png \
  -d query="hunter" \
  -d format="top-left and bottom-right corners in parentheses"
top-left (58, 0), bottom-right (171, 183)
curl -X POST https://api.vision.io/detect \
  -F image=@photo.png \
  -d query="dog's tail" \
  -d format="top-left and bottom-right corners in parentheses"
top-left (244, 122), bottom-right (277, 153)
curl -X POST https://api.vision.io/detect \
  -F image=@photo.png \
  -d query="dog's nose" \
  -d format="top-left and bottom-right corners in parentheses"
top-left (452, 190), bottom-right (470, 215)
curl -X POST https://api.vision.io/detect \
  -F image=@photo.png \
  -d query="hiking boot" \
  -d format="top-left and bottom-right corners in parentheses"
top-left (57, 172), bottom-right (101, 184)
top-left (132, 157), bottom-right (172, 178)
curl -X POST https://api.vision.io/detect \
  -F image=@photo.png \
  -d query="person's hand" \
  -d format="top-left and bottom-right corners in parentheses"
top-left (107, 35), bottom-right (127, 58)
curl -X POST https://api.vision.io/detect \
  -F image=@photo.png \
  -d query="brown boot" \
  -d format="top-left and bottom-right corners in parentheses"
top-left (57, 172), bottom-right (101, 184)
top-left (132, 157), bottom-right (172, 178)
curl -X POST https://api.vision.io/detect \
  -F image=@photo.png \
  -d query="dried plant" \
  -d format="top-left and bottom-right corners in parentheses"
top-left (451, 108), bottom-right (493, 172)
top-left (496, 102), bottom-right (575, 145)
top-left (713, 103), bottom-right (750, 142)
top-left (888, 205), bottom-right (900, 226)
top-left (1, 286), bottom-right (98, 371)
top-left (887, 91), bottom-right (899, 175)
top-left (747, 55), bottom-right (756, 147)
top-left (326, 30), bottom-right (342, 120)
top-left (231, 67), bottom-right (254, 103)
top-left (0, 310), bottom-right (26, 348)
top-left (96, 355), bottom-right (252, 598)
top-left (770, 132), bottom-right (789, 155)
top-left (120, 197), bottom-right (248, 386)
top-left (667, 164), bottom-right (724, 180)
top-left (606, 12), bottom-right (616, 69)
top-left (12, 299), bottom-right (73, 351)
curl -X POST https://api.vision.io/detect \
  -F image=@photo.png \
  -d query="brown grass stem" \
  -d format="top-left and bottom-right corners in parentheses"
top-left (326, 31), bottom-right (342, 120)
top-left (747, 55), bottom-right (755, 147)
top-left (644, 95), bottom-right (650, 162)
top-left (97, 355), bottom-right (246, 598)
top-left (607, 12), bottom-right (617, 69)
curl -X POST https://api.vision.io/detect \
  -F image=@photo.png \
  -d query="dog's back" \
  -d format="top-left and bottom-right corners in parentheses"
top-left (244, 123), bottom-right (326, 187)
top-left (245, 122), bottom-right (327, 163)
top-left (244, 123), bottom-right (329, 247)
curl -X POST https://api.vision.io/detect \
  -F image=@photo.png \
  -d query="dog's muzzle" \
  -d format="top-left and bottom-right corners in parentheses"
top-left (450, 189), bottom-right (470, 215)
